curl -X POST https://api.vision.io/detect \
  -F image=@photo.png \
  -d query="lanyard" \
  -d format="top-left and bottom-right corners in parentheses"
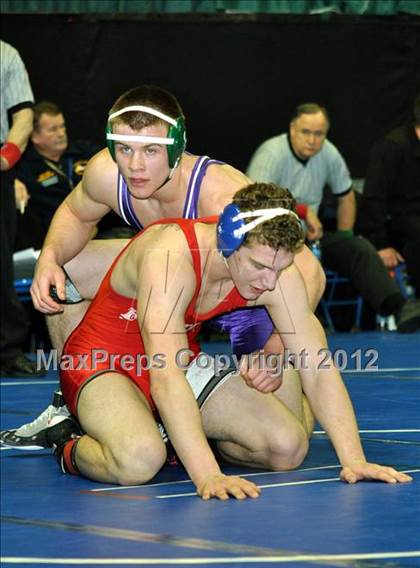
top-left (43, 157), bottom-right (74, 190)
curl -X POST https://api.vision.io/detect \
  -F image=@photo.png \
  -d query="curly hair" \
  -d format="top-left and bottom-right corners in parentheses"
top-left (232, 183), bottom-right (304, 253)
top-left (109, 85), bottom-right (184, 131)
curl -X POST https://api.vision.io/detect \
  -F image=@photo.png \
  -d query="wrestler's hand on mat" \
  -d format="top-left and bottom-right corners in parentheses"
top-left (340, 461), bottom-right (413, 484)
top-left (31, 259), bottom-right (66, 314)
top-left (240, 352), bottom-right (283, 393)
top-left (197, 474), bottom-right (261, 501)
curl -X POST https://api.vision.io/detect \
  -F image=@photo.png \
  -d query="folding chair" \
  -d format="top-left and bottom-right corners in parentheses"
top-left (320, 270), bottom-right (363, 333)
top-left (14, 277), bottom-right (32, 302)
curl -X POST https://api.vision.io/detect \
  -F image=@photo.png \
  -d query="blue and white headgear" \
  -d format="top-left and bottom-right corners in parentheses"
top-left (217, 203), bottom-right (299, 258)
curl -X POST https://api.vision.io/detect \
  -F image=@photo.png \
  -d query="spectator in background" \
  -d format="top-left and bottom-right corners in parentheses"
top-left (358, 93), bottom-right (420, 299)
top-left (14, 101), bottom-right (102, 251)
top-left (0, 40), bottom-right (44, 377)
top-left (246, 102), bottom-right (420, 333)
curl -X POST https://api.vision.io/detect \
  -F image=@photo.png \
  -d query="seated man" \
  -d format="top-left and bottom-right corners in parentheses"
top-left (247, 102), bottom-right (420, 333)
top-left (14, 101), bottom-right (102, 251)
top-left (44, 183), bottom-right (410, 500)
top-left (1, 85), bottom-right (324, 448)
top-left (358, 93), bottom-right (420, 299)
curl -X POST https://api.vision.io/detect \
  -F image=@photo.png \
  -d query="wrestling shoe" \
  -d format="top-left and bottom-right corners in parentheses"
top-left (45, 415), bottom-right (83, 450)
top-left (1, 399), bottom-right (72, 450)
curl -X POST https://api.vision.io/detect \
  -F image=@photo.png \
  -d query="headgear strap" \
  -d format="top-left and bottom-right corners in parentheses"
top-left (232, 207), bottom-right (300, 237)
top-left (106, 105), bottom-right (177, 145)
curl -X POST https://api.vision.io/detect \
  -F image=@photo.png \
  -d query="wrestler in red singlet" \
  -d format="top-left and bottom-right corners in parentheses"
top-left (60, 217), bottom-right (247, 416)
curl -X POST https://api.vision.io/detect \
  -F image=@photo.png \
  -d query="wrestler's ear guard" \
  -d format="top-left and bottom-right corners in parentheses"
top-left (217, 202), bottom-right (300, 258)
top-left (105, 122), bottom-right (115, 161)
top-left (166, 117), bottom-right (187, 168)
top-left (105, 114), bottom-right (186, 167)
top-left (217, 203), bottom-right (245, 258)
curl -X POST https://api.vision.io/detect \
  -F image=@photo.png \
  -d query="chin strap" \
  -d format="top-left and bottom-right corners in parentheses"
top-left (156, 161), bottom-right (178, 190)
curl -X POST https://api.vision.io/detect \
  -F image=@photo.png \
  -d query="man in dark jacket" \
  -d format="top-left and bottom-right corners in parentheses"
top-left (359, 94), bottom-right (420, 299)
top-left (15, 101), bottom-right (100, 250)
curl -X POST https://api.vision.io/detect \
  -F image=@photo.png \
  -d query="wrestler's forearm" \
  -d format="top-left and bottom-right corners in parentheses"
top-left (304, 369), bottom-right (366, 466)
top-left (281, 312), bottom-right (366, 467)
top-left (151, 376), bottom-right (221, 488)
top-left (40, 201), bottom-right (96, 267)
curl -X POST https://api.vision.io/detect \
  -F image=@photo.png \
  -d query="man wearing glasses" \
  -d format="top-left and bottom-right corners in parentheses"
top-left (246, 103), bottom-right (420, 333)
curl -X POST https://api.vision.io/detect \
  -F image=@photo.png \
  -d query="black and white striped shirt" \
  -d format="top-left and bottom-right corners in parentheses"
top-left (0, 40), bottom-right (34, 143)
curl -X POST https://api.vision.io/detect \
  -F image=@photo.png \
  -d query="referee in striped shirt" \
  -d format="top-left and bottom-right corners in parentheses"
top-left (247, 103), bottom-right (420, 333)
top-left (0, 40), bottom-right (45, 376)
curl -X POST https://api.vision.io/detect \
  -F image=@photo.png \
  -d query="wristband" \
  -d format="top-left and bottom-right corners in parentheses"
top-left (296, 203), bottom-right (308, 220)
top-left (0, 142), bottom-right (21, 169)
top-left (336, 229), bottom-right (354, 238)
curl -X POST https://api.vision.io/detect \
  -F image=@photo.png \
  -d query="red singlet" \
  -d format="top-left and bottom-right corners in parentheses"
top-left (60, 217), bottom-right (247, 415)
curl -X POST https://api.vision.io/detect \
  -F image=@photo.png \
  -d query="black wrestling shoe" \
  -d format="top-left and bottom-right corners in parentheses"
top-left (1, 412), bottom-right (82, 452)
top-left (45, 416), bottom-right (83, 449)
top-left (0, 391), bottom-right (70, 450)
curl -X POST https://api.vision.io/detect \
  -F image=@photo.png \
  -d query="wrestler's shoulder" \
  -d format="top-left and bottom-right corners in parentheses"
top-left (199, 160), bottom-right (251, 213)
top-left (207, 159), bottom-right (250, 186)
top-left (83, 148), bottom-right (119, 192)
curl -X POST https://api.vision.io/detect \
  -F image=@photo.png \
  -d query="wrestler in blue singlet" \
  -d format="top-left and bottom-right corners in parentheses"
top-left (117, 156), bottom-right (274, 356)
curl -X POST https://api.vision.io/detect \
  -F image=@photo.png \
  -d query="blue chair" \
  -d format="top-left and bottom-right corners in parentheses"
top-left (320, 270), bottom-right (363, 333)
top-left (392, 263), bottom-right (414, 299)
top-left (14, 277), bottom-right (32, 301)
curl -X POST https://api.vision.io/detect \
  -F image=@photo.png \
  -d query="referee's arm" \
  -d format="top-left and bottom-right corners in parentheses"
top-left (336, 187), bottom-right (356, 233)
top-left (1, 105), bottom-right (33, 171)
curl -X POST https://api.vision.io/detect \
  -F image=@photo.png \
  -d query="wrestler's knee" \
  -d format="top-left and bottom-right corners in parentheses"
top-left (106, 437), bottom-right (167, 486)
top-left (349, 236), bottom-right (377, 257)
top-left (265, 425), bottom-right (309, 471)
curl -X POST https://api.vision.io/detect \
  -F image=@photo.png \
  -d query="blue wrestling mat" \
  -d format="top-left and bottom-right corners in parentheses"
top-left (1, 331), bottom-right (419, 567)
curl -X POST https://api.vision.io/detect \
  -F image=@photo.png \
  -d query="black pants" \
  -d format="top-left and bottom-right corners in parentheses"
top-left (321, 232), bottom-right (402, 315)
top-left (0, 169), bottom-right (29, 364)
top-left (389, 215), bottom-right (420, 299)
